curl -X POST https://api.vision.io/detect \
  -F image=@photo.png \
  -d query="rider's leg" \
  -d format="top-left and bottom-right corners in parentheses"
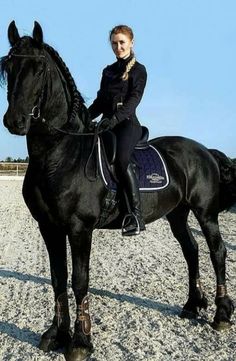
top-left (121, 163), bottom-right (146, 236)
top-left (114, 120), bottom-right (145, 236)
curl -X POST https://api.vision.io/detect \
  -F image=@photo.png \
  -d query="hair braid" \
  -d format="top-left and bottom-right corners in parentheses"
top-left (122, 56), bottom-right (136, 81)
top-left (43, 43), bottom-right (84, 122)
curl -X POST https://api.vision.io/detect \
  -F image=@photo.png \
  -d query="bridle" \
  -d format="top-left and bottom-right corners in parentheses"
top-left (10, 52), bottom-right (49, 122)
top-left (8, 51), bottom-right (104, 136)
top-left (9, 51), bottom-right (99, 136)
top-left (7, 50), bottom-right (104, 180)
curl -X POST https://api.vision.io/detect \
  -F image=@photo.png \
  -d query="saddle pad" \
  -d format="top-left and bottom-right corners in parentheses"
top-left (98, 138), bottom-right (169, 192)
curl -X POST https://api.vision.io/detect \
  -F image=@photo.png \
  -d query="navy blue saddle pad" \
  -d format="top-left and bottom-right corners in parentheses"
top-left (98, 138), bottom-right (169, 192)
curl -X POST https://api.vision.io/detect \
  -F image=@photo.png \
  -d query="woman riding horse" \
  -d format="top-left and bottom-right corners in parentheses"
top-left (88, 25), bottom-right (147, 236)
top-left (1, 21), bottom-right (235, 361)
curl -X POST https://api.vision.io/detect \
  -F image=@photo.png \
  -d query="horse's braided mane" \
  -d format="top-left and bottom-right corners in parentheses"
top-left (43, 42), bottom-right (85, 123)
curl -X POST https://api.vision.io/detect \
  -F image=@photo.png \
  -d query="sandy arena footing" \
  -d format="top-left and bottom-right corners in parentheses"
top-left (0, 180), bottom-right (235, 360)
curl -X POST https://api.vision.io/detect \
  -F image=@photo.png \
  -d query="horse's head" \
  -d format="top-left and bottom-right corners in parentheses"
top-left (1, 21), bottom-right (47, 135)
top-left (1, 21), bottom-right (87, 136)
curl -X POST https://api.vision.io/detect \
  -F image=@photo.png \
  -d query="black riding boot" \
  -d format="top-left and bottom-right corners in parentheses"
top-left (122, 163), bottom-right (146, 236)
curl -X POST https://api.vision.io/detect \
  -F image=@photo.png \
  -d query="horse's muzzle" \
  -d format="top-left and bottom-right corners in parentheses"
top-left (3, 112), bottom-right (31, 136)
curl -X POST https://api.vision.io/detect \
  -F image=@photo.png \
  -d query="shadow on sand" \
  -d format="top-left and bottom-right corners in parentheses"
top-left (0, 321), bottom-right (40, 348)
top-left (0, 268), bottom-right (181, 317)
top-left (190, 227), bottom-right (236, 251)
top-left (0, 268), bottom-right (208, 359)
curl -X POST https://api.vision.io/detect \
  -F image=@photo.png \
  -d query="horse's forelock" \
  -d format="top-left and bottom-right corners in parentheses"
top-left (13, 36), bottom-right (43, 53)
top-left (0, 56), bottom-right (8, 86)
top-left (0, 37), bottom-right (35, 86)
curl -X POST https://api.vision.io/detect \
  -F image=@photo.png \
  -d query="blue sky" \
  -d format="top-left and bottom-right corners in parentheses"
top-left (0, 0), bottom-right (235, 159)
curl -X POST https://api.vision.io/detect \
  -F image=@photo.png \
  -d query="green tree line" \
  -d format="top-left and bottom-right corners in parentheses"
top-left (1, 156), bottom-right (29, 163)
top-left (1, 155), bottom-right (235, 164)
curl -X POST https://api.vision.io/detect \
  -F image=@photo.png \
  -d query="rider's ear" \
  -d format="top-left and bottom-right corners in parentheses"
top-left (8, 21), bottom-right (20, 46)
top-left (33, 21), bottom-right (43, 44)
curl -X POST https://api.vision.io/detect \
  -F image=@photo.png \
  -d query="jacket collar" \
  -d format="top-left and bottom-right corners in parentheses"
top-left (116, 53), bottom-right (134, 67)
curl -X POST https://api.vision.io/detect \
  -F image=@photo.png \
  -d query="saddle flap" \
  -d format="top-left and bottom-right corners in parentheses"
top-left (98, 139), bottom-right (169, 192)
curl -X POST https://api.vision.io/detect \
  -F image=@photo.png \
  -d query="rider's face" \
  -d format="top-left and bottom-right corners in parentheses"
top-left (110, 33), bottom-right (133, 59)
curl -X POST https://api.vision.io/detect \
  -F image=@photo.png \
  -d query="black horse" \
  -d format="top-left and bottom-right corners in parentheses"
top-left (1, 21), bottom-right (235, 361)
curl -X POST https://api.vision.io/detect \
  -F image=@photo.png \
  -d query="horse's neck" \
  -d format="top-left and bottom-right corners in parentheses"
top-left (26, 133), bottom-right (93, 174)
top-left (26, 133), bottom-right (61, 166)
top-left (26, 53), bottom-right (88, 168)
top-left (47, 57), bottom-right (87, 133)
top-left (44, 60), bottom-right (70, 128)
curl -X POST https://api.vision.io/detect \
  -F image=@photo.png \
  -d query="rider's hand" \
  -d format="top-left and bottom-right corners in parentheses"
top-left (98, 116), bottom-right (119, 132)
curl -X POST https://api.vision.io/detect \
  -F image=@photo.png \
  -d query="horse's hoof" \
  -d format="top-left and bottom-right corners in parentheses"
top-left (64, 347), bottom-right (92, 361)
top-left (39, 337), bottom-right (60, 352)
top-left (211, 320), bottom-right (233, 331)
top-left (180, 309), bottom-right (198, 319)
top-left (39, 331), bottom-right (72, 352)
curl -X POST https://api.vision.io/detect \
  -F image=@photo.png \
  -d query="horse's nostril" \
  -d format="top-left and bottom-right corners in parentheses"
top-left (14, 116), bottom-right (26, 129)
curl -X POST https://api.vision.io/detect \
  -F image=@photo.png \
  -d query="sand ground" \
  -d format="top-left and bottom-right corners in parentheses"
top-left (0, 179), bottom-right (235, 360)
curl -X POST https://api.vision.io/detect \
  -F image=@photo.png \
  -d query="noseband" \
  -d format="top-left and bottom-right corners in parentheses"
top-left (10, 53), bottom-right (49, 121)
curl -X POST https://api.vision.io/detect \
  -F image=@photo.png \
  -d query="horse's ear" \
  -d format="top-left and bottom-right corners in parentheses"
top-left (33, 21), bottom-right (43, 44)
top-left (8, 21), bottom-right (20, 46)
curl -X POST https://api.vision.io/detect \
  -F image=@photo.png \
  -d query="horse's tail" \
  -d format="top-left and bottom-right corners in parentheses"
top-left (208, 149), bottom-right (236, 211)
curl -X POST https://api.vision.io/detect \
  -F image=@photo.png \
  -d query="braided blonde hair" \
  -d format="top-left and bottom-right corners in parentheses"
top-left (122, 56), bottom-right (136, 81)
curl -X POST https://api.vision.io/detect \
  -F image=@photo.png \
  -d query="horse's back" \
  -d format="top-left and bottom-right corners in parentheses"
top-left (149, 135), bottom-right (218, 173)
top-left (148, 135), bottom-right (220, 210)
top-left (150, 135), bottom-right (210, 156)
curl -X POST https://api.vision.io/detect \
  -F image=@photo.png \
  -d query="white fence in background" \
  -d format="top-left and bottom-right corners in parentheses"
top-left (0, 162), bottom-right (28, 177)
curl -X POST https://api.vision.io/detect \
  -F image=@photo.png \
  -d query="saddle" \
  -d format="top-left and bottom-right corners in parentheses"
top-left (100, 126), bottom-right (149, 165)
top-left (98, 126), bottom-right (169, 192)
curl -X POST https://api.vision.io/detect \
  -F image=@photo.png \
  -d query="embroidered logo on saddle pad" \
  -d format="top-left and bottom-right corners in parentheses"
top-left (98, 139), bottom-right (169, 192)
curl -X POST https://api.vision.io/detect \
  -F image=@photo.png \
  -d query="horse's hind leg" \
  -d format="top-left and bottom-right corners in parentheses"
top-left (38, 222), bottom-right (71, 352)
top-left (66, 220), bottom-right (93, 361)
top-left (166, 205), bottom-right (208, 318)
top-left (194, 210), bottom-right (234, 330)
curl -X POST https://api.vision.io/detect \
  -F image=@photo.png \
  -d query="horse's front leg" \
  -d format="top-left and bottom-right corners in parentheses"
top-left (38, 222), bottom-right (71, 351)
top-left (66, 220), bottom-right (93, 361)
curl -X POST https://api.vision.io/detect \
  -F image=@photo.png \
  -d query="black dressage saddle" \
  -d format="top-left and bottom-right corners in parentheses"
top-left (100, 126), bottom-right (149, 165)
